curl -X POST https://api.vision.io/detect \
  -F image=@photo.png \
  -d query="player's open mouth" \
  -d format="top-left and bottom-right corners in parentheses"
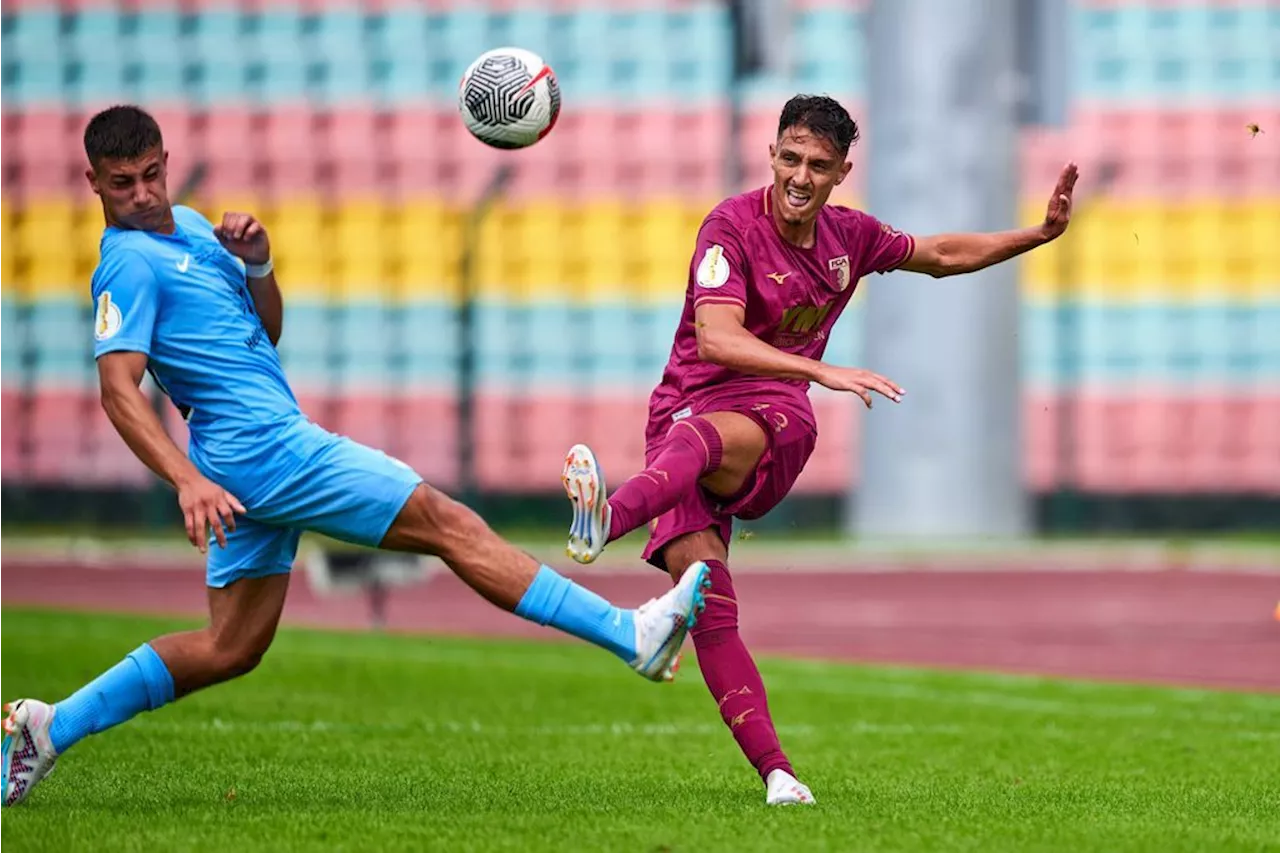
top-left (785, 189), bottom-right (811, 209)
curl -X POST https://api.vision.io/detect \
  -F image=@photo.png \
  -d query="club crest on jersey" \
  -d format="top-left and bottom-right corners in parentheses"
top-left (697, 244), bottom-right (730, 289)
top-left (828, 255), bottom-right (851, 292)
top-left (94, 292), bottom-right (122, 340)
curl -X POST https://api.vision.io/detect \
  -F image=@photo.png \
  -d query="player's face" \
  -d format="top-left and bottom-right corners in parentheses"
top-left (769, 127), bottom-right (852, 228)
top-left (87, 146), bottom-right (171, 231)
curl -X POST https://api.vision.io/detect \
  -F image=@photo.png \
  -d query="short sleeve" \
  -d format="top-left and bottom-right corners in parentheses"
top-left (861, 214), bottom-right (916, 275)
top-left (690, 216), bottom-right (750, 309)
top-left (91, 249), bottom-right (159, 359)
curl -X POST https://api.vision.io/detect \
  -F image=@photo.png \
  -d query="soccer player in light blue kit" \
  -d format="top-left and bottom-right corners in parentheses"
top-left (1, 105), bottom-right (711, 806)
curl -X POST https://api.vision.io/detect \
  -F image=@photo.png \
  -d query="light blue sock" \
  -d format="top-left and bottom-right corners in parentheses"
top-left (515, 565), bottom-right (637, 662)
top-left (48, 643), bottom-right (175, 753)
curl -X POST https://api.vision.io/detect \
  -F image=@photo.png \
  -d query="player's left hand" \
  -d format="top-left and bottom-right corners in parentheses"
top-left (1040, 161), bottom-right (1078, 241)
top-left (214, 212), bottom-right (271, 265)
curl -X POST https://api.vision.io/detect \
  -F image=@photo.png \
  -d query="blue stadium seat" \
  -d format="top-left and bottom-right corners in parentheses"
top-left (274, 304), bottom-right (334, 385)
top-left (2, 58), bottom-right (64, 106)
top-left (65, 56), bottom-right (129, 105)
top-left (487, 8), bottom-right (554, 59)
top-left (64, 8), bottom-right (122, 60)
top-left (2, 8), bottom-right (61, 63)
top-left (436, 8), bottom-right (488, 81)
top-left (0, 299), bottom-right (30, 386)
top-left (312, 8), bottom-right (366, 66)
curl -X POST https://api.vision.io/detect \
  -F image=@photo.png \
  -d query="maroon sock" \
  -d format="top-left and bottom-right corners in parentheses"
top-left (606, 417), bottom-right (722, 543)
top-left (691, 559), bottom-right (793, 784)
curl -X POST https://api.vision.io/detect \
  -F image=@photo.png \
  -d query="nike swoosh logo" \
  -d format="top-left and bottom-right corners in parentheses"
top-left (176, 254), bottom-right (190, 273)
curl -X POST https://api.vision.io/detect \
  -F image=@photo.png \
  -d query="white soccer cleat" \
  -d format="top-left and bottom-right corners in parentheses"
top-left (629, 560), bottom-right (711, 682)
top-left (2, 699), bottom-right (59, 807)
top-left (765, 769), bottom-right (816, 806)
top-left (562, 443), bottom-right (612, 565)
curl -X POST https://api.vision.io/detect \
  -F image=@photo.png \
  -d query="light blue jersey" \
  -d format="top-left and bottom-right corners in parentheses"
top-left (91, 206), bottom-right (421, 587)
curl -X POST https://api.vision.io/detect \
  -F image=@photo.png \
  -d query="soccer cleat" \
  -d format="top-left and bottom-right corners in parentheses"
top-left (2, 699), bottom-right (59, 807)
top-left (562, 443), bottom-right (612, 565)
top-left (629, 560), bottom-right (712, 682)
top-left (765, 769), bottom-right (816, 806)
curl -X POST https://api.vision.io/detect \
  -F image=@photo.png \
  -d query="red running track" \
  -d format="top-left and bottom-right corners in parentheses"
top-left (3, 560), bottom-right (1278, 692)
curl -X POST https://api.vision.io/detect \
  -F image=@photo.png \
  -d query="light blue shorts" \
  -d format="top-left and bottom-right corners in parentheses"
top-left (192, 419), bottom-right (423, 589)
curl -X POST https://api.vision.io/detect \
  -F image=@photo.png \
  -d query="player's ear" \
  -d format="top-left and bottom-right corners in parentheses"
top-left (835, 160), bottom-right (852, 185)
top-left (85, 166), bottom-right (100, 196)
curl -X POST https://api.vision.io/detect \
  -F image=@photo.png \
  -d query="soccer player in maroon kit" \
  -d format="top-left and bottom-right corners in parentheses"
top-left (561, 95), bottom-right (1078, 805)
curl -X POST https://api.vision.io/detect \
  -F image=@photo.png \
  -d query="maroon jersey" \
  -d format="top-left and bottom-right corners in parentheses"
top-left (648, 186), bottom-right (916, 429)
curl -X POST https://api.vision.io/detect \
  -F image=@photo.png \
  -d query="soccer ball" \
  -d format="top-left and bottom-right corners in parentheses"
top-left (458, 47), bottom-right (561, 150)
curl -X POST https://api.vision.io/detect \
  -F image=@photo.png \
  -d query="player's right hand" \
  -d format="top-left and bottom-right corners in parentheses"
top-left (177, 475), bottom-right (247, 553)
top-left (814, 364), bottom-right (904, 409)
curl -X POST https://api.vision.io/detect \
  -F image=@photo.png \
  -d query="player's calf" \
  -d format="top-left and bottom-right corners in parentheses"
top-left (662, 533), bottom-right (805, 800)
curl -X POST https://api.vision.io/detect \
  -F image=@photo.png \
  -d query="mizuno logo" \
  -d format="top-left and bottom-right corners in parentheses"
top-left (176, 254), bottom-right (190, 273)
top-left (767, 271), bottom-right (792, 285)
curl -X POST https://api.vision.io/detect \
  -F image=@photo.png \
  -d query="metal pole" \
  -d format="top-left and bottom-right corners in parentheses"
top-left (855, 0), bottom-right (1024, 540)
top-left (456, 164), bottom-right (514, 508)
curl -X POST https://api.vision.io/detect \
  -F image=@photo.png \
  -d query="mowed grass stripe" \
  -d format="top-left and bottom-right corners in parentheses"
top-left (2, 608), bottom-right (1278, 853)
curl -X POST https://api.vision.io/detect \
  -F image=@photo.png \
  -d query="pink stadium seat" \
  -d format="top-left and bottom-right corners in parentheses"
top-left (1, 390), bottom-right (31, 481)
top-left (27, 391), bottom-right (91, 485)
top-left (328, 394), bottom-right (393, 449)
top-left (260, 106), bottom-right (317, 163)
top-left (323, 111), bottom-right (383, 196)
top-left (195, 107), bottom-right (258, 198)
top-left (788, 395), bottom-right (854, 493)
top-left (1022, 394), bottom-right (1061, 492)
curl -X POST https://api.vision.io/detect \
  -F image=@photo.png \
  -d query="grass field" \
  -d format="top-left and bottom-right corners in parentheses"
top-left (3, 608), bottom-right (1279, 852)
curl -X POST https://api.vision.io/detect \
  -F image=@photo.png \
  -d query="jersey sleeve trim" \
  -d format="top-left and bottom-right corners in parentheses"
top-left (694, 294), bottom-right (747, 309)
top-left (878, 232), bottom-right (916, 274)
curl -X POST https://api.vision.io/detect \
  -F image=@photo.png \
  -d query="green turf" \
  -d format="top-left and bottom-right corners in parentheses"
top-left (3, 609), bottom-right (1278, 852)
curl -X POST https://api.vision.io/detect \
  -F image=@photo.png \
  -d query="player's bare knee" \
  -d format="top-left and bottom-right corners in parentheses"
top-left (662, 529), bottom-right (727, 584)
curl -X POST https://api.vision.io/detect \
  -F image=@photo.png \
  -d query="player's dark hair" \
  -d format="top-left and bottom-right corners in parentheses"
top-left (777, 95), bottom-right (860, 156)
top-left (84, 105), bottom-right (163, 168)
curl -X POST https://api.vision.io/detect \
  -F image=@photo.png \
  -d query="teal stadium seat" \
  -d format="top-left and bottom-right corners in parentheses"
top-left (1, 299), bottom-right (29, 386)
top-left (794, 7), bottom-right (862, 95)
top-left (487, 7), bottom-right (554, 60)
top-left (400, 304), bottom-right (458, 387)
top-left (125, 8), bottom-right (186, 103)
top-left (274, 306), bottom-right (334, 387)
top-left (666, 6), bottom-right (733, 101)
top-left (2, 7), bottom-right (60, 64)
top-left (436, 8), bottom-right (489, 94)
top-left (556, 8), bottom-right (612, 102)
top-left (311, 8), bottom-right (371, 105)
top-left (241, 8), bottom-right (307, 103)
top-left (2, 8), bottom-right (62, 105)
top-left (368, 7), bottom-right (431, 104)
top-left (188, 10), bottom-right (245, 104)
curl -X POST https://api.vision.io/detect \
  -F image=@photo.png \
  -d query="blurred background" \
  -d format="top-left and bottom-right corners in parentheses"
top-left (1, 0), bottom-right (1277, 545)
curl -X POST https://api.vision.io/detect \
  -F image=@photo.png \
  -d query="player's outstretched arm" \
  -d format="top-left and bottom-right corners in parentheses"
top-left (98, 351), bottom-right (245, 552)
top-left (696, 302), bottom-right (903, 408)
top-left (214, 212), bottom-right (282, 345)
top-left (898, 162), bottom-right (1078, 279)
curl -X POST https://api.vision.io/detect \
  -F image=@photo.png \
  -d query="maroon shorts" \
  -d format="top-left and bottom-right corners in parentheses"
top-left (640, 392), bottom-right (817, 572)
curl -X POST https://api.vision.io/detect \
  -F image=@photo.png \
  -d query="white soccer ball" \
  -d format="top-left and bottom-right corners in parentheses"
top-left (458, 47), bottom-right (561, 150)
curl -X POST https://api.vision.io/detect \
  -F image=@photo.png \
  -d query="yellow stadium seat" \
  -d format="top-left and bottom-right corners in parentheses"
top-left (636, 201), bottom-right (692, 302)
top-left (520, 202), bottom-right (568, 292)
top-left (394, 202), bottom-right (461, 298)
top-left (268, 199), bottom-right (327, 297)
top-left (1, 201), bottom-right (18, 295)
top-left (331, 202), bottom-right (388, 299)
top-left (1245, 201), bottom-right (1280, 293)
top-left (474, 205), bottom-right (520, 300)
top-left (15, 202), bottom-right (78, 295)
top-left (580, 202), bottom-right (627, 298)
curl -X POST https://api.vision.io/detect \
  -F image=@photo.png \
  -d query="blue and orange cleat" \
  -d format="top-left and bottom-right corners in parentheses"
top-left (562, 443), bottom-right (611, 565)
